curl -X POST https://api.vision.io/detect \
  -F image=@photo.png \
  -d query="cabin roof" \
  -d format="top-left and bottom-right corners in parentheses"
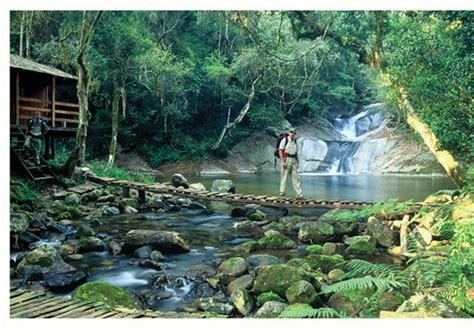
top-left (10, 54), bottom-right (77, 80)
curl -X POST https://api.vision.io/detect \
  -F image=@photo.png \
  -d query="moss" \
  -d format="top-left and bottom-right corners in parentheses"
top-left (278, 303), bottom-right (313, 318)
top-left (285, 280), bottom-right (318, 305)
top-left (345, 240), bottom-right (376, 255)
top-left (253, 264), bottom-right (313, 297)
top-left (286, 258), bottom-right (305, 268)
top-left (73, 281), bottom-right (140, 309)
top-left (304, 255), bottom-right (346, 273)
top-left (256, 292), bottom-right (285, 307)
top-left (234, 240), bottom-right (258, 253)
top-left (248, 210), bottom-right (265, 221)
top-left (305, 244), bottom-right (323, 255)
top-left (257, 232), bottom-right (297, 250)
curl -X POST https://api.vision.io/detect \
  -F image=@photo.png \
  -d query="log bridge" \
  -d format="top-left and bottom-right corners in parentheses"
top-left (87, 175), bottom-right (375, 210)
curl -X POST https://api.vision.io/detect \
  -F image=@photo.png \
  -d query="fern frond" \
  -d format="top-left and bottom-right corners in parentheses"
top-left (320, 276), bottom-right (407, 295)
top-left (279, 307), bottom-right (346, 318)
top-left (344, 259), bottom-right (401, 278)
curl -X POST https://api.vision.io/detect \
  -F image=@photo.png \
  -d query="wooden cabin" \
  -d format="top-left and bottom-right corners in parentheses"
top-left (10, 54), bottom-right (79, 159)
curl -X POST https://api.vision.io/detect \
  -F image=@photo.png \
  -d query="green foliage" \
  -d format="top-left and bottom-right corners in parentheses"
top-left (343, 259), bottom-right (402, 279)
top-left (89, 160), bottom-right (155, 184)
top-left (279, 307), bottom-right (346, 318)
top-left (320, 276), bottom-right (407, 295)
top-left (10, 178), bottom-right (40, 203)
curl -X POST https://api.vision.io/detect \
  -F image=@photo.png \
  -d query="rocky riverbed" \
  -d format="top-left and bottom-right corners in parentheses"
top-left (9, 172), bottom-right (473, 318)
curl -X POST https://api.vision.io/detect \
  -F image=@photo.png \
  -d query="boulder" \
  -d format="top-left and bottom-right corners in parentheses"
top-left (196, 298), bottom-right (234, 316)
top-left (123, 205), bottom-right (138, 214)
top-left (97, 194), bottom-right (115, 203)
top-left (298, 220), bottom-right (335, 243)
top-left (278, 303), bottom-right (313, 318)
top-left (211, 179), bottom-right (235, 193)
top-left (256, 292), bottom-right (285, 307)
top-left (150, 250), bottom-right (165, 261)
top-left (189, 183), bottom-right (206, 192)
top-left (43, 271), bottom-right (88, 292)
top-left (227, 274), bottom-right (254, 294)
top-left (101, 206), bottom-right (120, 216)
top-left (253, 264), bottom-right (314, 297)
top-left (305, 244), bottom-right (323, 255)
top-left (344, 235), bottom-right (376, 255)
top-left (16, 245), bottom-right (75, 280)
top-left (78, 237), bottom-right (107, 252)
top-left (366, 216), bottom-right (393, 247)
top-left (304, 255), bottom-right (346, 273)
top-left (317, 209), bottom-right (360, 235)
top-left (327, 269), bottom-right (345, 282)
top-left (247, 209), bottom-right (266, 221)
top-left (234, 240), bottom-right (259, 253)
top-left (171, 173), bottom-right (189, 188)
top-left (73, 281), bottom-right (141, 309)
top-left (76, 224), bottom-right (95, 238)
top-left (285, 280), bottom-right (318, 305)
top-left (256, 230), bottom-right (297, 250)
top-left (124, 229), bottom-right (189, 253)
top-left (326, 287), bottom-right (375, 316)
top-left (231, 288), bottom-right (254, 316)
top-left (64, 193), bottom-right (81, 206)
top-left (218, 257), bottom-right (248, 277)
top-left (119, 198), bottom-right (139, 209)
top-left (134, 245), bottom-right (153, 259)
top-left (108, 241), bottom-right (122, 256)
top-left (394, 294), bottom-right (459, 318)
top-left (254, 301), bottom-right (288, 318)
top-left (10, 212), bottom-right (29, 234)
top-left (246, 254), bottom-right (281, 267)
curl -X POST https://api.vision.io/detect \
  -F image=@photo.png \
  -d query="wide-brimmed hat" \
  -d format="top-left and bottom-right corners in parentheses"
top-left (289, 127), bottom-right (296, 133)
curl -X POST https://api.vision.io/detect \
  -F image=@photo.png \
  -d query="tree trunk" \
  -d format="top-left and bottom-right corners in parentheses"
top-left (62, 11), bottom-right (102, 177)
top-left (25, 11), bottom-right (33, 58)
top-left (19, 12), bottom-right (25, 57)
top-left (372, 11), bottom-right (383, 68)
top-left (107, 80), bottom-right (120, 168)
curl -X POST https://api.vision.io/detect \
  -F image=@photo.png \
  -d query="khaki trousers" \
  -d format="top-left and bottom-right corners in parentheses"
top-left (279, 157), bottom-right (303, 197)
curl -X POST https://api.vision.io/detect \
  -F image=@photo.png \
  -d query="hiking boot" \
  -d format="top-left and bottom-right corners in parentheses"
top-left (296, 195), bottom-right (305, 200)
top-left (279, 192), bottom-right (286, 197)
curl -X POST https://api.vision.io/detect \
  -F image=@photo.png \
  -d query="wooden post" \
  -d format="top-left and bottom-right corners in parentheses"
top-left (122, 186), bottom-right (130, 198)
top-left (44, 135), bottom-right (50, 160)
top-left (15, 70), bottom-right (20, 125)
top-left (52, 76), bottom-right (56, 127)
top-left (51, 137), bottom-right (56, 160)
top-left (138, 190), bottom-right (146, 204)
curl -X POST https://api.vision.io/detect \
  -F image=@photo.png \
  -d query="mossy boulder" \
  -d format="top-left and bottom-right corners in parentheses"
top-left (285, 280), bottom-right (318, 305)
top-left (327, 269), bottom-right (345, 282)
top-left (196, 298), bottom-right (234, 315)
top-left (278, 303), bottom-right (313, 318)
top-left (76, 224), bottom-right (95, 238)
top-left (246, 254), bottom-right (281, 267)
top-left (227, 274), bottom-right (254, 294)
top-left (124, 229), bottom-right (189, 253)
top-left (378, 291), bottom-right (406, 311)
top-left (248, 210), bottom-right (266, 222)
top-left (48, 203), bottom-right (83, 219)
top-left (254, 301), bottom-right (288, 318)
top-left (394, 294), bottom-right (460, 318)
top-left (344, 235), bottom-right (376, 255)
top-left (257, 230), bottom-right (297, 250)
top-left (326, 287), bottom-right (375, 316)
top-left (10, 212), bottom-right (29, 233)
top-left (218, 257), bottom-right (248, 277)
top-left (305, 244), bottom-right (323, 255)
top-left (451, 193), bottom-right (473, 225)
top-left (64, 193), bottom-right (81, 206)
top-left (211, 179), bottom-right (235, 193)
top-left (231, 288), bottom-right (254, 316)
top-left (366, 216), bottom-right (393, 247)
top-left (16, 244), bottom-right (75, 280)
top-left (73, 281), bottom-right (141, 309)
top-left (234, 240), bottom-right (259, 253)
top-left (97, 194), bottom-right (115, 203)
top-left (78, 237), bottom-right (107, 252)
top-left (304, 255), bottom-right (346, 273)
top-left (252, 264), bottom-right (313, 297)
top-left (298, 220), bottom-right (335, 243)
top-left (256, 292), bottom-right (285, 307)
top-left (318, 209), bottom-right (360, 235)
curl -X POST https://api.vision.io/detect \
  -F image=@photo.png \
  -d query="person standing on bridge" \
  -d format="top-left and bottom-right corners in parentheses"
top-left (25, 111), bottom-right (49, 165)
top-left (278, 127), bottom-right (304, 199)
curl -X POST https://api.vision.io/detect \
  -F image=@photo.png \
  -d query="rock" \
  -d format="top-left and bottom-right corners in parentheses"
top-left (53, 191), bottom-right (70, 200)
top-left (378, 291), bottom-right (405, 311)
top-left (43, 271), bottom-right (88, 292)
top-left (247, 210), bottom-right (266, 221)
top-left (218, 257), bottom-right (248, 277)
top-left (123, 205), bottom-right (138, 214)
top-left (298, 220), bottom-right (335, 243)
top-left (388, 246), bottom-right (402, 257)
top-left (257, 230), bottom-right (297, 250)
top-left (366, 216), bottom-right (393, 247)
top-left (211, 179), bottom-right (235, 193)
top-left (231, 288), bottom-right (254, 316)
top-left (424, 192), bottom-right (452, 205)
top-left (76, 224), bottom-right (95, 238)
top-left (230, 207), bottom-right (246, 217)
top-left (246, 254), bottom-right (280, 267)
top-left (171, 173), bottom-right (189, 188)
top-left (285, 280), bottom-right (318, 305)
top-left (318, 209), bottom-right (360, 235)
top-left (68, 254), bottom-right (83, 261)
top-left (395, 294), bottom-right (459, 318)
top-left (108, 241), bottom-right (122, 256)
top-left (188, 183), bottom-right (206, 192)
top-left (124, 229), bottom-right (190, 253)
top-left (130, 259), bottom-right (162, 270)
top-left (234, 240), bottom-right (259, 253)
top-left (97, 194), bottom-right (115, 203)
top-left (150, 250), bottom-right (165, 261)
top-left (256, 292), bottom-right (285, 307)
top-left (253, 264), bottom-right (314, 297)
top-left (413, 227), bottom-right (432, 246)
top-left (344, 235), bottom-right (376, 255)
top-left (10, 212), bottom-right (29, 233)
top-left (328, 269), bottom-right (345, 282)
top-left (90, 217), bottom-right (103, 226)
top-left (305, 244), bottom-right (323, 255)
top-left (418, 211), bottom-right (436, 230)
top-left (227, 274), bottom-right (254, 294)
top-left (64, 193), bottom-right (81, 206)
top-left (327, 287), bottom-right (375, 316)
top-left (16, 245), bottom-right (75, 280)
top-left (451, 193), bottom-right (473, 225)
top-left (278, 303), bottom-right (313, 317)
top-left (196, 298), bottom-right (234, 315)
top-left (233, 220), bottom-right (269, 230)
top-left (134, 246), bottom-right (153, 259)
top-left (59, 241), bottom-right (79, 255)
top-left (321, 242), bottom-right (338, 255)
top-left (101, 206), bottom-right (120, 216)
top-left (286, 258), bottom-right (305, 269)
top-left (119, 198), bottom-right (139, 209)
top-left (279, 215), bottom-right (305, 225)
top-left (73, 281), bottom-right (141, 310)
top-left (304, 255), bottom-right (346, 273)
top-left (255, 301), bottom-right (288, 318)
top-left (78, 237), bottom-right (107, 252)
top-left (18, 231), bottom-right (40, 247)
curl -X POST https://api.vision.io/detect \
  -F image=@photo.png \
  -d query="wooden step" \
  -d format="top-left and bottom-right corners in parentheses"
top-left (33, 176), bottom-right (54, 181)
top-left (26, 165), bottom-right (48, 170)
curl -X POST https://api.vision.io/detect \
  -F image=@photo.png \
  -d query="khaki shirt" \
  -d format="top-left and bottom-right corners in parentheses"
top-left (280, 137), bottom-right (298, 155)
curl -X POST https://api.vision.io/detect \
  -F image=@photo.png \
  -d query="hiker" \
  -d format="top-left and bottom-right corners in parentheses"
top-left (25, 111), bottom-right (49, 165)
top-left (278, 127), bottom-right (304, 198)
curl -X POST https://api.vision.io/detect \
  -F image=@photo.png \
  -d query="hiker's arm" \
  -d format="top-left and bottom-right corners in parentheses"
top-left (279, 149), bottom-right (286, 168)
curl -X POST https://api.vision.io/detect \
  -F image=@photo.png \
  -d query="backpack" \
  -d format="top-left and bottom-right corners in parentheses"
top-left (274, 133), bottom-right (289, 158)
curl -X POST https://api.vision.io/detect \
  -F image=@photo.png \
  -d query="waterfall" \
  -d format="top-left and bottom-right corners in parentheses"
top-left (298, 103), bottom-right (388, 174)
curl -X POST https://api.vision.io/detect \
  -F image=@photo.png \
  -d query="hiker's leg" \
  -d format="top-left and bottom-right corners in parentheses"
top-left (290, 159), bottom-right (304, 197)
top-left (32, 138), bottom-right (41, 164)
top-left (279, 161), bottom-right (289, 196)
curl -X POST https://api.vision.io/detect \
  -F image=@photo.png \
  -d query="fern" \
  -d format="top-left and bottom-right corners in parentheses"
top-left (320, 276), bottom-right (407, 295)
top-left (279, 307), bottom-right (346, 318)
top-left (344, 259), bottom-right (401, 278)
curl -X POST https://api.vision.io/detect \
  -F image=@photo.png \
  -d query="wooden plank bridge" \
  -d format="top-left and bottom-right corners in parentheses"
top-left (9, 287), bottom-right (207, 318)
top-left (87, 175), bottom-right (375, 210)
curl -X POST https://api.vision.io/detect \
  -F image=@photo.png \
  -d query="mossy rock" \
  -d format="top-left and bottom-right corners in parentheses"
top-left (256, 292), bottom-right (285, 307)
top-left (218, 257), bottom-right (248, 277)
top-left (248, 209), bottom-right (266, 221)
top-left (253, 264), bottom-right (314, 297)
top-left (255, 301), bottom-right (288, 318)
top-left (16, 244), bottom-right (74, 279)
top-left (73, 281), bottom-right (141, 309)
top-left (10, 212), bottom-right (29, 234)
top-left (48, 203), bottom-right (83, 219)
top-left (318, 209), bottom-right (361, 235)
top-left (278, 303), bottom-right (313, 318)
top-left (97, 194), bottom-right (115, 203)
top-left (327, 269), bottom-right (345, 282)
top-left (231, 288), bottom-right (254, 316)
top-left (234, 240), bottom-right (259, 253)
top-left (304, 255), bottom-right (346, 273)
top-left (326, 287), bottom-right (375, 316)
top-left (279, 215), bottom-right (305, 225)
top-left (76, 224), bottom-right (95, 238)
top-left (78, 237), bottom-right (106, 252)
top-left (395, 293), bottom-right (460, 318)
top-left (285, 280), bottom-right (318, 305)
top-left (257, 230), bottom-right (297, 250)
top-left (305, 244), bottom-right (323, 255)
top-left (298, 220), bottom-right (335, 243)
top-left (344, 235), bottom-right (376, 255)
top-left (286, 258), bottom-right (305, 269)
